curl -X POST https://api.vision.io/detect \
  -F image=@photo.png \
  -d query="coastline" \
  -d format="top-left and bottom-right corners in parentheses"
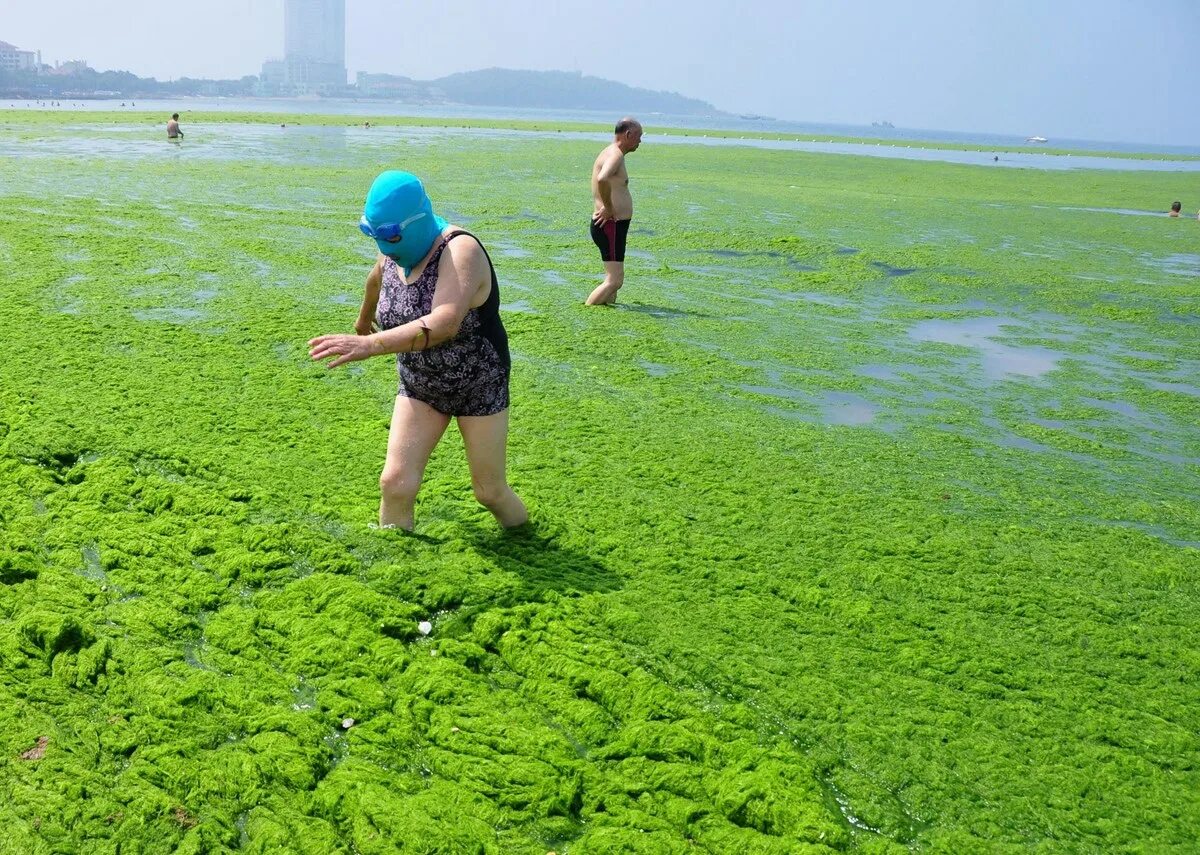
top-left (2, 107), bottom-right (1198, 163)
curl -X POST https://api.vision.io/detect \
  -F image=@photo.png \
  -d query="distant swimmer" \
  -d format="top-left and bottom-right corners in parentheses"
top-left (1169, 201), bottom-right (1181, 218)
top-left (586, 117), bottom-right (644, 306)
top-left (167, 113), bottom-right (184, 140)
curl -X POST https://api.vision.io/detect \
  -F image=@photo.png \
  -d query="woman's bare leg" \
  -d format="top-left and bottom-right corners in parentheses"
top-left (458, 408), bottom-right (528, 528)
top-left (378, 396), bottom-right (450, 530)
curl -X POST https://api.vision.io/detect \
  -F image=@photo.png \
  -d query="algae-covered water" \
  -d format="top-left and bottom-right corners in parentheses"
top-left (1, 114), bottom-right (1198, 853)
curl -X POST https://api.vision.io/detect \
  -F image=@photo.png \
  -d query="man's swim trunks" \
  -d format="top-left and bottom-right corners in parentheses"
top-left (376, 231), bottom-right (510, 417)
top-left (590, 218), bottom-right (631, 262)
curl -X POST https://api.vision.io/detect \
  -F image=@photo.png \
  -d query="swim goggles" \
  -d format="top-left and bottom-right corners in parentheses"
top-left (358, 210), bottom-right (426, 242)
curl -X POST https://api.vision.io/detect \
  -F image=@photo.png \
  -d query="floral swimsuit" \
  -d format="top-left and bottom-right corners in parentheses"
top-left (376, 231), bottom-right (510, 417)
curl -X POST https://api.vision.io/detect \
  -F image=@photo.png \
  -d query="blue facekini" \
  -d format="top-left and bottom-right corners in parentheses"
top-left (361, 171), bottom-right (448, 275)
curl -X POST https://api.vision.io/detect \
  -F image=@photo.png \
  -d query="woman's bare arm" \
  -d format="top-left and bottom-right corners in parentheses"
top-left (354, 258), bottom-right (383, 335)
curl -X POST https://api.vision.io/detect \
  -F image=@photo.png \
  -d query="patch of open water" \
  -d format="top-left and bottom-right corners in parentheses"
top-left (871, 262), bottom-right (919, 277)
top-left (1057, 205), bottom-right (1173, 217)
top-left (133, 307), bottom-right (206, 323)
top-left (908, 317), bottom-right (1064, 379)
top-left (756, 289), bottom-right (853, 307)
top-left (638, 360), bottom-right (675, 378)
top-left (707, 248), bottom-right (820, 271)
top-left (1142, 253), bottom-right (1200, 277)
top-left (721, 280), bottom-right (1196, 490)
top-left (618, 303), bottom-right (703, 319)
top-left (492, 240), bottom-right (532, 258)
top-left (1078, 518), bottom-right (1200, 550)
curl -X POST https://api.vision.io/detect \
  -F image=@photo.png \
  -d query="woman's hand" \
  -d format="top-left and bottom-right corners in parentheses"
top-left (354, 318), bottom-right (377, 336)
top-left (309, 334), bottom-right (375, 368)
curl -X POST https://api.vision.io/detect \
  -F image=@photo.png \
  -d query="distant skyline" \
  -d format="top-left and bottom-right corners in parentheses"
top-left (4, 1), bottom-right (1195, 145)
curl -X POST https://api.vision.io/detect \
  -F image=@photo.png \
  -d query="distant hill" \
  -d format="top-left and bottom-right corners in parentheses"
top-left (425, 68), bottom-right (719, 115)
top-left (0, 64), bottom-right (724, 116)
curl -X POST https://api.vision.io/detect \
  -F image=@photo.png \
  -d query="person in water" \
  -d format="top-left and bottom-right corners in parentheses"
top-left (167, 113), bottom-right (184, 140)
top-left (1168, 201), bottom-right (1182, 217)
top-left (309, 171), bottom-right (527, 531)
top-left (586, 117), bottom-right (644, 306)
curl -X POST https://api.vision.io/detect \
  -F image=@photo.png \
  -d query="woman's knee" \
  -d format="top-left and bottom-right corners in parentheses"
top-left (380, 467), bottom-right (421, 503)
top-left (471, 478), bottom-right (509, 509)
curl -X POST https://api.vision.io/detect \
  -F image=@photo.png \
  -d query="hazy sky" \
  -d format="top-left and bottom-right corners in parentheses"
top-left (4, 1), bottom-right (1194, 144)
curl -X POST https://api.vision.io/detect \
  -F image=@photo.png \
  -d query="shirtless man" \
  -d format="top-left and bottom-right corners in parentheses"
top-left (167, 113), bottom-right (183, 140)
top-left (586, 117), bottom-right (643, 306)
top-left (1168, 201), bottom-right (1181, 218)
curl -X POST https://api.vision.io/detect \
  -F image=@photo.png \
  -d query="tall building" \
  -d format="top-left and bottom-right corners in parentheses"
top-left (260, 0), bottom-right (347, 95)
top-left (0, 41), bottom-right (39, 72)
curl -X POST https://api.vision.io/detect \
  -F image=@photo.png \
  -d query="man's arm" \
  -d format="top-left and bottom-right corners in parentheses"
top-left (593, 152), bottom-right (623, 223)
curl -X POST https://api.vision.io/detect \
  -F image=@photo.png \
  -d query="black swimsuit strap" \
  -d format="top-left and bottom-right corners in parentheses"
top-left (424, 230), bottom-right (496, 281)
top-left (410, 230), bottom-right (470, 283)
top-left (417, 230), bottom-right (472, 277)
top-left (438, 229), bottom-right (479, 258)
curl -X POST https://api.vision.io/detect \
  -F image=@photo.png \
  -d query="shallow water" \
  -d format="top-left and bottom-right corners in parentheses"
top-left (1144, 253), bottom-right (1200, 277)
top-left (1056, 205), bottom-right (1174, 217)
top-left (502, 299), bottom-right (537, 314)
top-left (12, 96), bottom-right (1200, 155)
top-left (870, 261), bottom-right (919, 277)
top-left (132, 306), bottom-right (207, 323)
top-left (5, 120), bottom-right (1199, 171)
top-left (908, 317), bottom-right (1064, 379)
top-left (638, 359), bottom-right (675, 378)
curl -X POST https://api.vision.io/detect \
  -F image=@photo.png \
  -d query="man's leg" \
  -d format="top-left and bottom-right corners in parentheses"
top-left (458, 409), bottom-right (528, 528)
top-left (586, 261), bottom-right (625, 305)
top-left (378, 396), bottom-right (451, 530)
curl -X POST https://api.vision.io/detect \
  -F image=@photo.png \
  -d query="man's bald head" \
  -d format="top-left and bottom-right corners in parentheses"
top-left (614, 117), bottom-right (644, 153)
top-left (615, 117), bottom-right (641, 135)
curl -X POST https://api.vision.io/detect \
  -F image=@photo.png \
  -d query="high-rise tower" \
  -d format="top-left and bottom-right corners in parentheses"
top-left (261, 0), bottom-right (346, 95)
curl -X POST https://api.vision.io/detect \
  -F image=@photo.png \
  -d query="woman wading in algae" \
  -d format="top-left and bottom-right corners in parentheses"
top-left (309, 171), bottom-right (527, 531)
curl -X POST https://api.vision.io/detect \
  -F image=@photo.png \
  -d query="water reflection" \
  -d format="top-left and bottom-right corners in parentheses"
top-left (1057, 206), bottom-right (1170, 218)
top-left (9, 121), bottom-right (1199, 172)
top-left (1143, 253), bottom-right (1200, 277)
top-left (909, 317), bottom-right (1063, 379)
top-left (871, 261), bottom-right (919, 277)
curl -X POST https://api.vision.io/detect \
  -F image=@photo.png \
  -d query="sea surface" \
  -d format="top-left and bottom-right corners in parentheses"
top-left (8, 96), bottom-right (1200, 158)
top-left (4, 111), bottom-right (1199, 173)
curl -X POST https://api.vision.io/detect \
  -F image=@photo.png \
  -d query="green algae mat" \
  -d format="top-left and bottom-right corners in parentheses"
top-left (1, 115), bottom-right (1198, 853)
